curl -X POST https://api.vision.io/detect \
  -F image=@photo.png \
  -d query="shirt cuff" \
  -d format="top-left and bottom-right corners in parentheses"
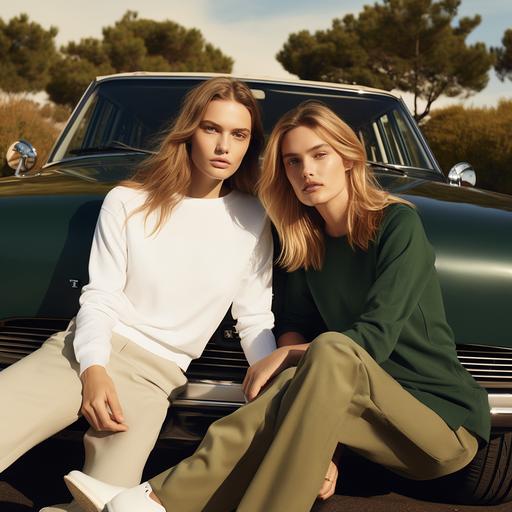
top-left (241, 329), bottom-right (276, 365)
top-left (76, 349), bottom-right (110, 376)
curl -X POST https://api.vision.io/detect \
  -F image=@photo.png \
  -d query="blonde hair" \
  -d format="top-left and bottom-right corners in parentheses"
top-left (258, 101), bottom-right (412, 271)
top-left (122, 77), bottom-right (263, 233)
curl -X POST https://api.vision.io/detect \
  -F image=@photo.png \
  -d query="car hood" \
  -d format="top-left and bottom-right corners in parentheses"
top-left (2, 163), bottom-right (511, 348)
top-left (0, 155), bottom-right (143, 197)
top-left (382, 175), bottom-right (512, 348)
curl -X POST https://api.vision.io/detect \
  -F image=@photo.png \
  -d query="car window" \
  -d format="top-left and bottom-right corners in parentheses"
top-left (50, 78), bottom-right (436, 173)
top-left (391, 109), bottom-right (430, 168)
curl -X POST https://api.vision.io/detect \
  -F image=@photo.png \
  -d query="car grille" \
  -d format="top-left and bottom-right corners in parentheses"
top-left (456, 345), bottom-right (512, 387)
top-left (0, 318), bottom-right (249, 382)
top-left (0, 318), bottom-right (68, 364)
top-left (187, 346), bottom-right (248, 382)
top-left (1, 319), bottom-right (511, 387)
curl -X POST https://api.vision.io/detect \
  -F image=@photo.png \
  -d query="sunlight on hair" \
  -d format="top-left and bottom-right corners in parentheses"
top-left (258, 101), bottom-right (412, 271)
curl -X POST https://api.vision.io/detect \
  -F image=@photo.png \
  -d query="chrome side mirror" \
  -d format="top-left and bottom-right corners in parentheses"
top-left (6, 140), bottom-right (38, 178)
top-left (448, 162), bottom-right (476, 187)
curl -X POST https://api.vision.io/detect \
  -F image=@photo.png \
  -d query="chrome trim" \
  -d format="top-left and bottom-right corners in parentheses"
top-left (6, 140), bottom-right (39, 178)
top-left (489, 394), bottom-right (512, 414)
top-left (174, 381), bottom-right (245, 405)
top-left (490, 393), bottom-right (512, 428)
top-left (172, 385), bottom-right (512, 426)
top-left (448, 161), bottom-right (477, 187)
top-left (172, 399), bottom-right (241, 409)
top-left (45, 151), bottom-right (146, 170)
top-left (93, 72), bottom-right (401, 99)
top-left (398, 96), bottom-right (445, 178)
top-left (47, 80), bottom-right (98, 163)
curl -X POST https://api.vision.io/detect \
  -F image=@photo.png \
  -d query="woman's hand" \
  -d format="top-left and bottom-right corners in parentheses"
top-left (242, 347), bottom-right (290, 401)
top-left (80, 365), bottom-right (128, 432)
top-left (318, 459), bottom-right (339, 500)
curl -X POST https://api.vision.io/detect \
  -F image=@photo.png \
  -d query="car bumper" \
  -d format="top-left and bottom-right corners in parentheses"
top-left (159, 382), bottom-right (512, 442)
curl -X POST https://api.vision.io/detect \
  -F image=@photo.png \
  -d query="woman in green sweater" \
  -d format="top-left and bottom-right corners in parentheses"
top-left (63, 101), bottom-right (490, 512)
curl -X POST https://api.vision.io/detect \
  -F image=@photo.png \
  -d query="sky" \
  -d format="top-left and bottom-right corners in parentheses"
top-left (1, 0), bottom-right (511, 112)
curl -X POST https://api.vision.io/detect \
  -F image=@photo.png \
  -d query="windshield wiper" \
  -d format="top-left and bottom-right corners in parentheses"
top-left (69, 141), bottom-right (154, 156)
top-left (368, 161), bottom-right (408, 176)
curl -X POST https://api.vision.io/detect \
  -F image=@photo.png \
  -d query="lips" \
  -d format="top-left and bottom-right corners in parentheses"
top-left (303, 181), bottom-right (322, 193)
top-left (210, 158), bottom-right (231, 169)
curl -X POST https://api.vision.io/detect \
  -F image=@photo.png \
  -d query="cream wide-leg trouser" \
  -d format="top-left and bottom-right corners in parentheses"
top-left (0, 322), bottom-right (187, 487)
top-left (149, 332), bottom-right (479, 512)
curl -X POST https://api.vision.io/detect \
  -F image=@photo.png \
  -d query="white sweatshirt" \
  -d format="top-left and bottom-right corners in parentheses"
top-left (73, 186), bottom-right (276, 375)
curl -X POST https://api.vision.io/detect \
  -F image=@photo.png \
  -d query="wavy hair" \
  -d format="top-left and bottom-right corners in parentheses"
top-left (258, 101), bottom-right (412, 271)
top-left (122, 77), bottom-right (264, 233)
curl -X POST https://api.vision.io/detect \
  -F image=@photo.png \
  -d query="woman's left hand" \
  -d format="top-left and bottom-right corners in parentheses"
top-left (318, 459), bottom-right (339, 500)
top-left (242, 347), bottom-right (290, 401)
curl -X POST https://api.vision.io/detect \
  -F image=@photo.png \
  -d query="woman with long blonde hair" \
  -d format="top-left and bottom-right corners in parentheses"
top-left (63, 101), bottom-right (490, 512)
top-left (0, 77), bottom-right (276, 512)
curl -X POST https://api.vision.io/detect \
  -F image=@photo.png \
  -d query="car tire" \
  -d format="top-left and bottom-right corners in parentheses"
top-left (438, 431), bottom-right (512, 505)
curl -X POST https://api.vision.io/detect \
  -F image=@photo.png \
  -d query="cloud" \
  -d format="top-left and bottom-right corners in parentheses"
top-left (202, 0), bottom-right (356, 23)
top-left (189, 5), bottom-right (356, 78)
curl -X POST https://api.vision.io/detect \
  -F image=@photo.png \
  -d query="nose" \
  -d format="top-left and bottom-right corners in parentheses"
top-left (302, 160), bottom-right (314, 177)
top-left (215, 133), bottom-right (230, 154)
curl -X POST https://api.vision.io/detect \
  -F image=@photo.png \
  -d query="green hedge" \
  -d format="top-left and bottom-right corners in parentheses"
top-left (421, 100), bottom-right (512, 196)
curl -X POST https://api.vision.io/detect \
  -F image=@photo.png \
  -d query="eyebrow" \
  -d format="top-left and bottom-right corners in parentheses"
top-left (201, 120), bottom-right (251, 133)
top-left (282, 143), bottom-right (330, 158)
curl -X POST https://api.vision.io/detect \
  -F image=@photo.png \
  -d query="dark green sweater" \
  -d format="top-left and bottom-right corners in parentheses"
top-left (277, 204), bottom-right (490, 442)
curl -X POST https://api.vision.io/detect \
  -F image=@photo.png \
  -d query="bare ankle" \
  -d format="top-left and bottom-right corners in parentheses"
top-left (149, 491), bottom-right (163, 506)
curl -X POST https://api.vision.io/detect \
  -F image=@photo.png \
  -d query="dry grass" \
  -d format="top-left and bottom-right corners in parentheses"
top-left (0, 96), bottom-right (71, 177)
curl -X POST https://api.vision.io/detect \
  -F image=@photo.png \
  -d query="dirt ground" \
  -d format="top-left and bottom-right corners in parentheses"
top-left (1, 437), bottom-right (511, 512)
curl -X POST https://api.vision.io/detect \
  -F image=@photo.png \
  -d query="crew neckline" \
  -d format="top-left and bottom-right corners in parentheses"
top-left (181, 190), bottom-right (237, 203)
top-left (325, 231), bottom-right (348, 241)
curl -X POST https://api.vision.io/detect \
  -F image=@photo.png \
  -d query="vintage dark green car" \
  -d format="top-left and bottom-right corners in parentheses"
top-left (1, 73), bottom-right (512, 504)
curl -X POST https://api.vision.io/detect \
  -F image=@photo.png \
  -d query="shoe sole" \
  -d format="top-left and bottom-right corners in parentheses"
top-left (63, 475), bottom-right (104, 512)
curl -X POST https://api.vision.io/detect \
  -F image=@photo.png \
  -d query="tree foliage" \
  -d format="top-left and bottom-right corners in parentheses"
top-left (277, 0), bottom-right (494, 121)
top-left (46, 11), bottom-right (233, 107)
top-left (422, 101), bottom-right (512, 195)
top-left (494, 28), bottom-right (512, 81)
top-left (0, 14), bottom-right (59, 93)
top-left (102, 11), bottom-right (233, 72)
top-left (46, 57), bottom-right (114, 110)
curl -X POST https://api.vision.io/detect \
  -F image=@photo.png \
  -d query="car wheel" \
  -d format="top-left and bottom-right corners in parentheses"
top-left (439, 431), bottom-right (512, 504)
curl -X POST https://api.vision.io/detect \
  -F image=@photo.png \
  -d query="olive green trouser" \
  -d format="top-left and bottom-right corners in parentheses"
top-left (150, 332), bottom-right (478, 512)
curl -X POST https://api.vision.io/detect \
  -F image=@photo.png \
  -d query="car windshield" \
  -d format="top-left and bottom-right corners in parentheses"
top-left (50, 78), bottom-right (436, 173)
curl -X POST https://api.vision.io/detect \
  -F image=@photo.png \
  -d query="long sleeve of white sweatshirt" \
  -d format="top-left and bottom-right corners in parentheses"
top-left (73, 204), bottom-right (128, 372)
top-left (73, 186), bottom-right (276, 375)
top-left (232, 220), bottom-right (276, 364)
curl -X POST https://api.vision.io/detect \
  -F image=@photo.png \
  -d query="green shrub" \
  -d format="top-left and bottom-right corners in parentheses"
top-left (421, 100), bottom-right (512, 195)
top-left (0, 96), bottom-right (70, 177)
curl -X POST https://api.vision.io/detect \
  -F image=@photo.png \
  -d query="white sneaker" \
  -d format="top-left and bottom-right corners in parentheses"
top-left (63, 471), bottom-right (126, 512)
top-left (106, 483), bottom-right (165, 512)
